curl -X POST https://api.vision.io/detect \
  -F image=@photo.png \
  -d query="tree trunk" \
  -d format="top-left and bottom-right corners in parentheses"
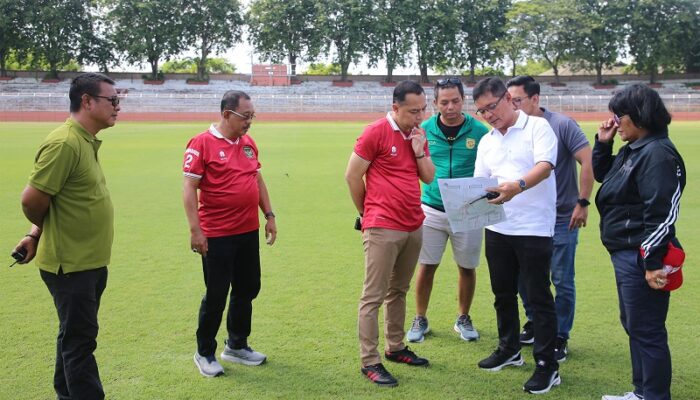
top-left (649, 65), bottom-right (657, 84)
top-left (196, 57), bottom-right (206, 81)
top-left (289, 53), bottom-right (297, 76)
top-left (0, 50), bottom-right (6, 77)
top-left (512, 59), bottom-right (516, 77)
top-left (596, 63), bottom-right (603, 85)
top-left (386, 64), bottom-right (394, 83)
top-left (197, 46), bottom-right (209, 81)
top-left (469, 64), bottom-right (476, 83)
top-left (150, 59), bottom-right (159, 80)
top-left (553, 64), bottom-right (559, 84)
top-left (340, 61), bottom-right (350, 81)
top-left (419, 62), bottom-right (429, 83)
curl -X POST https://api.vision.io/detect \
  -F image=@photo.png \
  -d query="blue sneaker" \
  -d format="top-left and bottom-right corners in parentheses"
top-left (454, 314), bottom-right (480, 341)
top-left (406, 316), bottom-right (430, 343)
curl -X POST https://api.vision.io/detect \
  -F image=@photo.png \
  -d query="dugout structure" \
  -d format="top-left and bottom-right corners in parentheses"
top-left (251, 64), bottom-right (290, 86)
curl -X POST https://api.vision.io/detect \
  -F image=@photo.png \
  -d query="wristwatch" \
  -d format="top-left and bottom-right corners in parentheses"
top-left (577, 198), bottom-right (590, 207)
top-left (518, 179), bottom-right (527, 192)
top-left (264, 211), bottom-right (276, 219)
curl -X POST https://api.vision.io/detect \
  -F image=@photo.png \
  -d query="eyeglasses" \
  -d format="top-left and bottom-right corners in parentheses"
top-left (612, 113), bottom-right (625, 125)
top-left (92, 95), bottom-right (120, 107)
top-left (437, 77), bottom-right (462, 87)
top-left (225, 109), bottom-right (256, 120)
top-left (511, 96), bottom-right (530, 106)
top-left (475, 92), bottom-right (507, 116)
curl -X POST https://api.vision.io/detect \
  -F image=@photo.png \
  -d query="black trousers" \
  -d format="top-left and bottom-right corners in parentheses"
top-left (41, 267), bottom-right (108, 400)
top-left (196, 230), bottom-right (261, 356)
top-left (484, 230), bottom-right (558, 366)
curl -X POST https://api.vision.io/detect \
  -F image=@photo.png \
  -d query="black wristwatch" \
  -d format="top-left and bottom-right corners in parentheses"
top-left (577, 198), bottom-right (590, 207)
top-left (264, 211), bottom-right (276, 219)
top-left (518, 179), bottom-right (527, 192)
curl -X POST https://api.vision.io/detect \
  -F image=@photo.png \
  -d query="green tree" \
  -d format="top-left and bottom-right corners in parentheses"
top-left (182, 0), bottom-right (243, 81)
top-left (411, 0), bottom-right (457, 83)
top-left (247, 0), bottom-right (320, 77)
top-left (674, 0), bottom-right (700, 73)
top-left (365, 0), bottom-right (413, 83)
top-left (569, 0), bottom-right (627, 85)
top-left (162, 57), bottom-right (236, 73)
top-left (493, 27), bottom-right (528, 77)
top-left (509, 0), bottom-right (578, 84)
top-left (303, 62), bottom-right (341, 75)
top-left (453, 0), bottom-right (511, 83)
top-left (316, 0), bottom-right (372, 82)
top-left (109, 0), bottom-right (185, 80)
top-left (627, 0), bottom-right (692, 83)
top-left (0, 0), bottom-right (28, 77)
top-left (24, 0), bottom-right (93, 79)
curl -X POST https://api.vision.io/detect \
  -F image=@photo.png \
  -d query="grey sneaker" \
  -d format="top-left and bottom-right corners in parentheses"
top-left (454, 314), bottom-right (480, 341)
top-left (221, 342), bottom-right (267, 366)
top-left (406, 316), bottom-right (430, 343)
top-left (601, 393), bottom-right (643, 400)
top-left (193, 352), bottom-right (224, 377)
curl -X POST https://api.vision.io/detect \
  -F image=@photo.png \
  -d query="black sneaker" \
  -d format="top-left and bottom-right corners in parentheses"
top-left (520, 320), bottom-right (534, 345)
top-left (478, 349), bottom-right (524, 371)
top-left (361, 363), bottom-right (398, 387)
top-left (523, 360), bottom-right (561, 394)
top-left (385, 346), bottom-right (429, 366)
top-left (554, 337), bottom-right (568, 362)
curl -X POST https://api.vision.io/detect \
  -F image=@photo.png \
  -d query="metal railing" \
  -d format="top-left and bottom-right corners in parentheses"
top-left (1, 92), bottom-right (699, 113)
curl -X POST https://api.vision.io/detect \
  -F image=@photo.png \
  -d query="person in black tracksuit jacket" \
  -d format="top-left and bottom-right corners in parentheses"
top-left (593, 84), bottom-right (685, 400)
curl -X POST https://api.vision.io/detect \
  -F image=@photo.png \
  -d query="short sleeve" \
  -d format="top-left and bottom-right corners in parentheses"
top-left (354, 124), bottom-right (380, 162)
top-left (29, 141), bottom-right (78, 196)
top-left (561, 118), bottom-right (589, 155)
top-left (473, 134), bottom-right (491, 178)
top-left (532, 120), bottom-right (558, 168)
top-left (183, 136), bottom-right (205, 179)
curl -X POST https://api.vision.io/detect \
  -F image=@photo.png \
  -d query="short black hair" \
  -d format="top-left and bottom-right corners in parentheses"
top-left (506, 75), bottom-right (540, 97)
top-left (608, 84), bottom-right (671, 135)
top-left (69, 73), bottom-right (115, 112)
top-left (472, 77), bottom-right (506, 102)
top-left (221, 90), bottom-right (251, 112)
top-left (393, 80), bottom-right (424, 104)
top-left (434, 78), bottom-right (464, 100)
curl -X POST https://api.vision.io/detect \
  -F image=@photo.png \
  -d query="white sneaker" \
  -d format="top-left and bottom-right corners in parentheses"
top-left (601, 392), bottom-right (643, 400)
top-left (221, 342), bottom-right (267, 366)
top-left (193, 352), bottom-right (224, 377)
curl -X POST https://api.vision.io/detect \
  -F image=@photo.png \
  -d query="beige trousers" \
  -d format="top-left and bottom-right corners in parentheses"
top-left (358, 227), bottom-right (422, 366)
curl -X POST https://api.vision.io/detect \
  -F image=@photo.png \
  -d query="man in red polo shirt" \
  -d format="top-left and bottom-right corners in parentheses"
top-left (182, 90), bottom-right (277, 378)
top-left (345, 80), bottom-right (436, 387)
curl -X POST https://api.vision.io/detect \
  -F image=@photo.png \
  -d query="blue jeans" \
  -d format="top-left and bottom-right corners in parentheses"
top-left (611, 250), bottom-right (671, 400)
top-left (520, 222), bottom-right (577, 340)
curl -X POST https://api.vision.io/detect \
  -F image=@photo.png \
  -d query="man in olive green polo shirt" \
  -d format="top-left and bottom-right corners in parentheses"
top-left (12, 72), bottom-right (120, 400)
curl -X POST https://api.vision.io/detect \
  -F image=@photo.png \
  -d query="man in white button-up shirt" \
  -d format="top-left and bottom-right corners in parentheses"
top-left (471, 77), bottom-right (561, 395)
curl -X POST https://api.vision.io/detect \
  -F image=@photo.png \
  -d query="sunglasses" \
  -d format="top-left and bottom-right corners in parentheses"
top-left (437, 77), bottom-right (462, 87)
top-left (475, 92), bottom-right (507, 116)
top-left (93, 95), bottom-right (120, 107)
top-left (612, 114), bottom-right (625, 125)
top-left (224, 109), bottom-right (256, 120)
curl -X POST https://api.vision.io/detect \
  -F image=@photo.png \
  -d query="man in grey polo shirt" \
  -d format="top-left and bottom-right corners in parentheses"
top-left (507, 76), bottom-right (593, 362)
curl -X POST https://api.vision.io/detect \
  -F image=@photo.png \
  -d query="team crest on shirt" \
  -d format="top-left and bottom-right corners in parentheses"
top-left (390, 145), bottom-right (398, 157)
top-left (243, 146), bottom-right (255, 158)
top-left (466, 138), bottom-right (476, 149)
top-left (219, 150), bottom-right (226, 160)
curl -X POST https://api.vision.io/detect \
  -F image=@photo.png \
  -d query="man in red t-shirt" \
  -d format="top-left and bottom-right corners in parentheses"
top-left (345, 81), bottom-right (436, 387)
top-left (183, 90), bottom-right (277, 378)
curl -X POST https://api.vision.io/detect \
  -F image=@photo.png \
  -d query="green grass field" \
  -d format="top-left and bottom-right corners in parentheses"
top-left (1, 120), bottom-right (698, 400)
